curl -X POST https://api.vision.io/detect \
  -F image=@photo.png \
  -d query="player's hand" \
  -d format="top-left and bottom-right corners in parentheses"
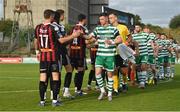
top-left (72, 31), bottom-right (81, 38)
top-left (83, 35), bottom-right (89, 39)
top-left (35, 50), bottom-right (40, 61)
top-left (86, 43), bottom-right (92, 49)
top-left (153, 52), bottom-right (158, 57)
top-left (105, 39), bottom-right (112, 45)
top-left (37, 54), bottom-right (40, 61)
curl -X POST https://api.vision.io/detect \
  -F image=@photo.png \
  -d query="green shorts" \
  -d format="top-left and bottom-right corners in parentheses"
top-left (135, 55), bottom-right (148, 65)
top-left (148, 55), bottom-right (156, 65)
top-left (171, 57), bottom-right (176, 64)
top-left (164, 56), bottom-right (170, 63)
top-left (158, 57), bottom-right (164, 64)
top-left (95, 56), bottom-right (115, 72)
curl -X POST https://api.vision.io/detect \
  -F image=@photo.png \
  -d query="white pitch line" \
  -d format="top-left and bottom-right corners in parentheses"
top-left (0, 79), bottom-right (179, 94)
top-left (0, 76), bottom-right (65, 80)
top-left (0, 88), bottom-right (78, 94)
top-left (0, 90), bottom-right (38, 93)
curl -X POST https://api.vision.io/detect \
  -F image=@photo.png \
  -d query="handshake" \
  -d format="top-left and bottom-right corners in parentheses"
top-left (104, 39), bottom-right (115, 48)
top-left (71, 29), bottom-right (84, 38)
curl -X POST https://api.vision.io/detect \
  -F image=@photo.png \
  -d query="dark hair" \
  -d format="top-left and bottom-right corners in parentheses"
top-left (161, 33), bottom-right (168, 38)
top-left (56, 9), bottom-right (64, 17)
top-left (78, 14), bottom-right (86, 22)
top-left (44, 9), bottom-right (54, 19)
top-left (156, 32), bottom-right (161, 35)
top-left (108, 12), bottom-right (118, 17)
top-left (99, 12), bottom-right (108, 17)
top-left (54, 11), bottom-right (60, 23)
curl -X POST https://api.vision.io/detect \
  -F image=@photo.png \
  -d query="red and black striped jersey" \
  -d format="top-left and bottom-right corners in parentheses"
top-left (69, 24), bottom-right (88, 59)
top-left (35, 23), bottom-right (61, 62)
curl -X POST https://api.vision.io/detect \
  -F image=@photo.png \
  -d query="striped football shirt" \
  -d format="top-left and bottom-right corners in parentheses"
top-left (91, 25), bottom-right (119, 57)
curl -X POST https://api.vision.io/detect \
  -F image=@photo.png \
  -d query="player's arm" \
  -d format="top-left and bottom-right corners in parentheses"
top-left (150, 40), bottom-right (155, 49)
top-left (168, 46), bottom-right (172, 53)
top-left (105, 29), bottom-right (122, 45)
top-left (125, 34), bottom-right (133, 45)
top-left (59, 32), bottom-right (81, 44)
top-left (127, 34), bottom-right (139, 55)
top-left (34, 38), bottom-right (39, 53)
top-left (86, 37), bottom-right (98, 48)
top-left (34, 26), bottom-right (40, 54)
top-left (55, 28), bottom-right (81, 44)
top-left (34, 38), bottom-right (40, 61)
top-left (34, 26), bottom-right (40, 60)
top-left (114, 35), bottom-right (122, 44)
top-left (133, 40), bottom-right (139, 56)
top-left (85, 34), bottom-right (97, 48)
top-left (104, 35), bottom-right (122, 45)
top-left (85, 35), bottom-right (97, 44)
top-left (53, 25), bottom-right (81, 44)
top-left (85, 28), bottom-right (98, 45)
top-left (113, 29), bottom-right (122, 44)
top-left (158, 42), bottom-right (164, 50)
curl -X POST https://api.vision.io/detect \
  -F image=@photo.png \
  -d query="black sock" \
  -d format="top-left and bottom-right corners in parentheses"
top-left (57, 78), bottom-right (61, 95)
top-left (88, 70), bottom-right (94, 85)
top-left (64, 72), bottom-right (72, 88)
top-left (44, 78), bottom-right (49, 92)
top-left (77, 71), bottom-right (84, 91)
top-left (50, 75), bottom-right (53, 92)
top-left (39, 81), bottom-right (46, 101)
top-left (52, 80), bottom-right (59, 100)
top-left (74, 72), bottom-right (78, 88)
top-left (95, 80), bottom-right (98, 86)
top-left (92, 70), bottom-right (96, 81)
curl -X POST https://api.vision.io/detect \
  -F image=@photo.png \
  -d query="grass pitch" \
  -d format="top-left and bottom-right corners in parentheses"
top-left (0, 64), bottom-right (180, 111)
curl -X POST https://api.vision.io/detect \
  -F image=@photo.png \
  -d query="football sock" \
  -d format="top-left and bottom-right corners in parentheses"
top-left (77, 71), bottom-right (84, 91)
top-left (39, 81), bottom-right (46, 101)
top-left (141, 71), bottom-right (147, 83)
top-left (113, 69), bottom-right (119, 91)
top-left (167, 66), bottom-right (171, 78)
top-left (88, 70), bottom-right (94, 85)
top-left (64, 72), bottom-right (72, 88)
top-left (52, 80), bottom-right (59, 100)
top-left (107, 77), bottom-right (113, 96)
top-left (96, 74), bottom-right (105, 93)
top-left (74, 72), bottom-right (78, 89)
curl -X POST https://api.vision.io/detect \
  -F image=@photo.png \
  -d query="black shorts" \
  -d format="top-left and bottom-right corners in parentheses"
top-left (40, 61), bottom-right (59, 73)
top-left (115, 55), bottom-right (127, 68)
top-left (61, 54), bottom-right (71, 66)
top-left (70, 58), bottom-right (86, 69)
top-left (58, 54), bottom-right (71, 71)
